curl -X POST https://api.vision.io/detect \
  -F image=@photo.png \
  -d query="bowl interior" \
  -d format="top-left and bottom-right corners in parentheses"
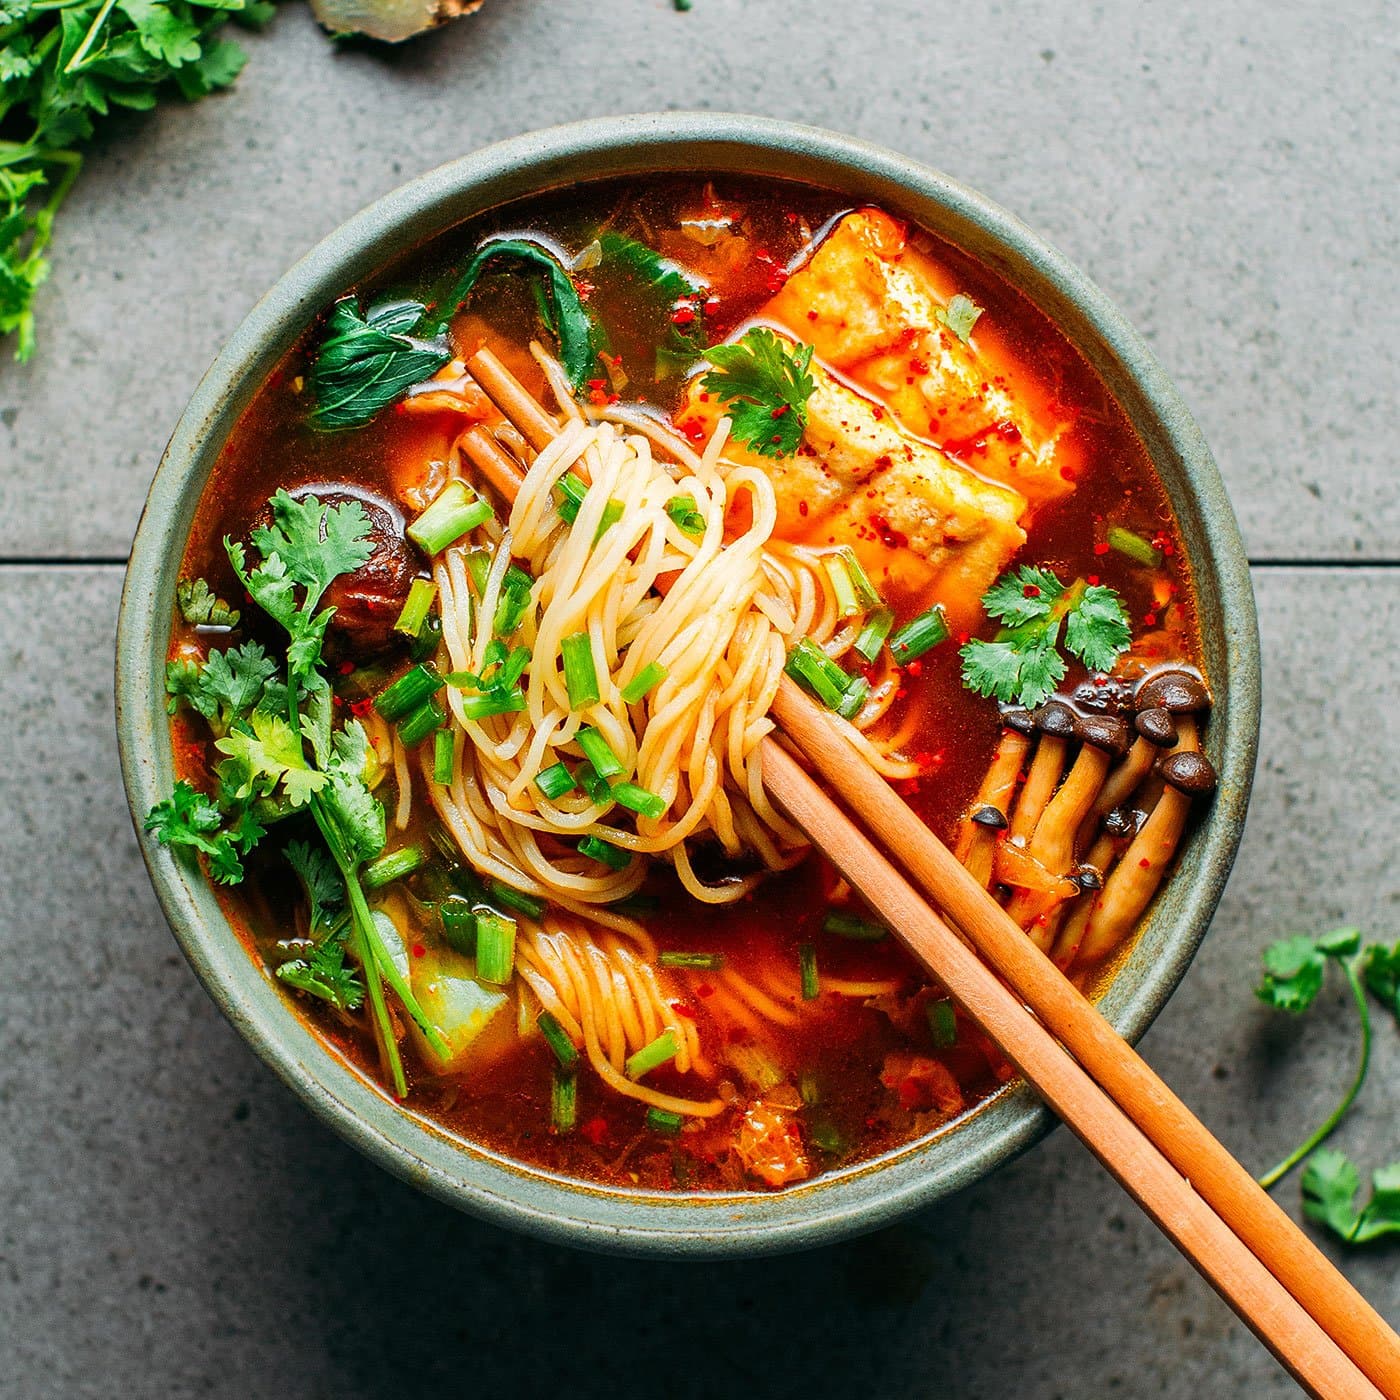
top-left (116, 113), bottom-right (1259, 1258)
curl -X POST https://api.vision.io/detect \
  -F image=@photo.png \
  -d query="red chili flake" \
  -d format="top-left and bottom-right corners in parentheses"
top-left (1139, 858), bottom-right (1152, 869)
top-left (914, 749), bottom-right (944, 770)
top-left (331, 694), bottom-right (344, 708)
top-left (588, 387), bottom-right (609, 407)
top-left (905, 659), bottom-right (923, 678)
top-left (580, 1117), bottom-right (609, 1146)
top-left (806, 309), bottom-right (819, 322)
top-left (868, 514), bottom-right (908, 549)
top-left (1022, 583), bottom-right (1041, 599)
top-left (957, 631), bottom-right (971, 645)
top-left (698, 392), bottom-right (710, 403)
top-left (349, 697), bottom-right (375, 718)
top-left (908, 355), bottom-right (930, 375)
top-left (338, 660), bottom-right (356, 675)
top-left (696, 983), bottom-right (715, 998)
top-left (895, 777), bottom-right (920, 798)
top-left (1093, 541), bottom-right (1110, 556)
top-left (1087, 574), bottom-right (1101, 586)
top-left (896, 1078), bottom-right (923, 1112)
top-left (770, 403), bottom-right (790, 419)
top-left (703, 297), bottom-right (720, 316)
top-left (797, 500), bottom-right (809, 516)
top-left (670, 305), bottom-right (697, 327)
top-left (411, 944), bottom-right (426, 959)
top-left (574, 278), bottom-right (595, 301)
top-left (871, 405), bottom-right (886, 421)
top-left (1143, 613), bottom-right (1158, 626)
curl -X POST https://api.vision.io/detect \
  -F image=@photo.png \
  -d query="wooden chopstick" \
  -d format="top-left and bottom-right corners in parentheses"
top-left (770, 679), bottom-right (1400, 1399)
top-left (458, 348), bottom-right (1399, 1396)
top-left (758, 739), bottom-right (1382, 1400)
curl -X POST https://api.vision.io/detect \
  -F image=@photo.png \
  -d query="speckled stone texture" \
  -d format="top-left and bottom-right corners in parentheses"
top-left (1, 2), bottom-right (1397, 1395)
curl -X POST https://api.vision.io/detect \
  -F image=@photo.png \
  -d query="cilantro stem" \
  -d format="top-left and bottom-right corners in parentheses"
top-left (65, 0), bottom-right (119, 73)
top-left (1259, 956), bottom-right (1372, 1190)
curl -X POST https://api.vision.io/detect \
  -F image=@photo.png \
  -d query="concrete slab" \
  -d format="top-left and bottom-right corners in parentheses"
top-left (0, 0), bottom-right (1394, 560)
top-left (2, 564), bottom-right (1396, 1398)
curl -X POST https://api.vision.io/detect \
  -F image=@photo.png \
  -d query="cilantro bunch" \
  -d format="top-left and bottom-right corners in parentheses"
top-left (147, 489), bottom-right (448, 1095)
top-left (701, 327), bottom-right (816, 458)
top-left (1, 0), bottom-right (272, 360)
top-left (1255, 928), bottom-right (1400, 1244)
top-left (960, 564), bottom-right (1133, 709)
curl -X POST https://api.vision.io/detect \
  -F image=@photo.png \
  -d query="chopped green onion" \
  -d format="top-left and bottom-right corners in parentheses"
top-left (576, 726), bottom-right (625, 778)
top-left (550, 1068), bottom-right (577, 1132)
top-left (397, 695), bottom-right (445, 746)
top-left (823, 553), bottom-right (861, 619)
top-left (464, 546), bottom-right (492, 596)
top-left (374, 662), bottom-right (444, 722)
top-left (1107, 525), bottom-right (1164, 568)
top-left (889, 603), bottom-right (950, 665)
top-left (835, 675), bottom-right (870, 720)
top-left (611, 781), bottom-right (666, 820)
top-left (621, 661), bottom-right (668, 705)
top-left (625, 1028), bottom-right (678, 1079)
top-left (578, 834), bottom-right (631, 869)
top-left (561, 632), bottom-right (600, 709)
top-left (927, 997), bottom-right (958, 1048)
top-left (474, 911), bottom-right (517, 984)
top-left (458, 688), bottom-right (526, 720)
top-left (838, 546), bottom-right (882, 609)
top-left (535, 762), bottom-right (579, 800)
top-left (363, 844), bottom-right (427, 890)
top-left (393, 577), bottom-right (437, 638)
top-left (822, 911), bottom-right (888, 941)
top-left (493, 566), bottom-right (534, 635)
top-left (609, 892), bottom-right (659, 917)
top-left (798, 1071), bottom-right (821, 1106)
top-left (646, 1107), bottom-right (683, 1136)
top-left (852, 606), bottom-right (895, 664)
top-left (432, 727), bottom-right (456, 784)
top-left (408, 613), bottom-right (443, 663)
top-left (439, 895), bottom-right (478, 955)
top-left (811, 1122), bottom-right (844, 1154)
top-left (798, 942), bottom-right (819, 1000)
top-left (659, 950), bottom-right (725, 970)
top-left (537, 1010), bottom-right (579, 1070)
top-left (487, 879), bottom-right (545, 920)
top-left (577, 762), bottom-right (612, 805)
top-left (665, 494), bottom-right (706, 536)
top-left (408, 480), bottom-right (493, 554)
top-left (784, 637), bottom-right (853, 711)
top-left (497, 646), bottom-right (530, 690)
top-left (594, 498), bottom-right (624, 542)
top-left (555, 472), bottom-right (589, 524)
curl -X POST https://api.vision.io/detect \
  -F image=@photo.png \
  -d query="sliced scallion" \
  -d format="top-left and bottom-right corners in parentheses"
top-left (620, 661), bottom-right (668, 705)
top-left (487, 879), bottom-right (545, 920)
top-left (363, 844), bottom-right (426, 890)
top-left (464, 546), bottom-right (492, 597)
top-left (474, 911), bottom-right (517, 984)
top-left (889, 603), bottom-right (949, 665)
top-left (408, 480), bottom-right (493, 554)
top-left (835, 675), bottom-right (870, 721)
top-left (555, 472), bottom-right (589, 524)
top-left (625, 1028), bottom-right (678, 1080)
top-left (838, 546), bottom-right (882, 609)
top-left (822, 911), bottom-right (888, 941)
top-left (439, 895), bottom-right (477, 955)
top-left (823, 553), bottom-right (861, 619)
top-left (852, 606), bottom-right (895, 664)
top-left (397, 695), bottom-right (445, 746)
top-left (646, 1107), bottom-right (683, 1136)
top-left (535, 762), bottom-right (579, 800)
top-left (784, 638), bottom-right (852, 712)
top-left (798, 1072), bottom-right (821, 1106)
top-left (550, 1068), bottom-right (577, 1133)
top-left (537, 1010), bottom-right (579, 1070)
top-left (665, 494), bottom-right (706, 536)
top-left (798, 942), bottom-right (819, 1000)
top-left (492, 566), bottom-right (534, 636)
top-left (928, 997), bottom-right (958, 1048)
top-left (578, 834), bottom-right (631, 869)
top-left (576, 726), bottom-right (624, 778)
top-left (611, 781), bottom-right (666, 820)
top-left (409, 614), bottom-right (442, 662)
top-left (458, 688), bottom-right (526, 720)
top-left (374, 662), bottom-right (444, 722)
top-left (577, 762), bottom-right (613, 806)
top-left (561, 632), bottom-right (600, 709)
top-left (432, 727), bottom-right (456, 785)
top-left (594, 498), bottom-right (624, 542)
top-left (393, 577), bottom-right (437, 639)
top-left (811, 1122), bottom-right (844, 1154)
top-left (659, 951), bottom-right (725, 970)
top-left (1107, 525), bottom-right (1164, 568)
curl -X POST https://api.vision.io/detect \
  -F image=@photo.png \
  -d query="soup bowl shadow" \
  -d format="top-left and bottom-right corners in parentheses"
top-left (115, 112), bottom-right (1260, 1258)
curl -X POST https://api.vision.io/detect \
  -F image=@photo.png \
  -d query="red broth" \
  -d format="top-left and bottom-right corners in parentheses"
top-left (169, 174), bottom-right (1201, 1192)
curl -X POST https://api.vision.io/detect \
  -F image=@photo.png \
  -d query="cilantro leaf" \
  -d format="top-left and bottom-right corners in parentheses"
top-left (320, 720), bottom-right (385, 864)
top-left (214, 711), bottom-right (328, 807)
top-left (1363, 941), bottom-right (1400, 1019)
top-left (701, 328), bottom-right (816, 458)
top-left (143, 778), bottom-right (257, 884)
top-left (176, 576), bottom-right (240, 628)
top-left (959, 566), bottom-right (1132, 709)
top-left (1256, 933), bottom-right (1328, 1012)
top-left (164, 640), bottom-right (276, 733)
top-left (285, 838), bottom-right (343, 935)
top-left (936, 293), bottom-right (983, 343)
top-left (1301, 1149), bottom-right (1400, 1244)
top-left (250, 490), bottom-right (375, 609)
top-left (276, 932), bottom-right (364, 1012)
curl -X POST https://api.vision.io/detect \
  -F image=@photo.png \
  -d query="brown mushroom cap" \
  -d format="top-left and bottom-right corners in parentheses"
top-left (1073, 713), bottom-right (1132, 757)
top-left (1032, 700), bottom-right (1077, 738)
top-left (1135, 668), bottom-right (1212, 714)
top-left (1157, 749), bottom-right (1217, 796)
top-left (1071, 676), bottom-right (1137, 715)
top-left (1134, 706), bottom-right (1178, 747)
top-left (1103, 806), bottom-right (1143, 838)
top-left (1000, 705), bottom-right (1035, 735)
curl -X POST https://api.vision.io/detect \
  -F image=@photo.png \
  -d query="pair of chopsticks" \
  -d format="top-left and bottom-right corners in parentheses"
top-left (460, 348), bottom-right (1400, 1399)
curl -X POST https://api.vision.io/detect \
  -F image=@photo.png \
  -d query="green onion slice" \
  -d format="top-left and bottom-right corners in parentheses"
top-left (433, 727), bottom-right (456, 785)
top-left (838, 546), bottom-right (882, 609)
top-left (1107, 525), bottom-right (1164, 568)
top-left (537, 1009), bottom-right (579, 1070)
top-left (646, 1107), bottom-right (683, 1136)
top-left (928, 997), bottom-right (958, 1048)
top-left (374, 662), bottom-right (444, 722)
top-left (439, 895), bottom-right (478, 956)
top-left (835, 675), bottom-right (870, 721)
top-left (665, 495), bottom-right (706, 536)
top-left (658, 951), bottom-right (725, 970)
top-left (561, 632), bottom-right (601, 709)
top-left (550, 1068), bottom-right (577, 1133)
top-left (363, 844), bottom-right (426, 890)
top-left (487, 879), bottom-right (545, 920)
top-left (611, 781), bottom-right (666, 820)
top-left (822, 911), bottom-right (888, 941)
top-left (578, 834), bottom-right (631, 869)
top-left (474, 911), bottom-right (517, 984)
top-left (408, 480), bottom-right (493, 555)
top-left (396, 695), bottom-right (445, 746)
top-left (555, 472), bottom-right (588, 524)
top-left (535, 762), bottom-right (579, 800)
top-left (889, 603), bottom-right (949, 666)
top-left (625, 1029), bottom-right (678, 1079)
top-left (576, 726), bottom-right (625, 778)
top-left (852, 607), bottom-right (894, 664)
top-left (784, 638), bottom-right (856, 712)
top-left (458, 688), bottom-right (526, 721)
top-left (823, 553), bottom-right (861, 619)
top-left (620, 661), bottom-right (668, 705)
top-left (394, 577), bottom-right (437, 639)
top-left (798, 942), bottom-right (819, 1000)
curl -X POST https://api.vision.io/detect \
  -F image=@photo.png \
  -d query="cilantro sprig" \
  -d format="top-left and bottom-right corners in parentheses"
top-left (1253, 927), bottom-right (1400, 1246)
top-left (701, 328), bottom-right (816, 458)
top-left (148, 489), bottom-right (447, 1094)
top-left (959, 564), bottom-right (1132, 709)
top-left (1, 0), bottom-right (272, 360)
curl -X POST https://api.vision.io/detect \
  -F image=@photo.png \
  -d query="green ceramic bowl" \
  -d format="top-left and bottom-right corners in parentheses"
top-left (115, 113), bottom-right (1259, 1257)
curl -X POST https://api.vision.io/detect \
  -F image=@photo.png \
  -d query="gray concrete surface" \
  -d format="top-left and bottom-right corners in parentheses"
top-left (1, 2), bottom-right (1397, 1396)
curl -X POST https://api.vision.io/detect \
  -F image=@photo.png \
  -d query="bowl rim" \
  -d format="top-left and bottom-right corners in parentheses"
top-left (115, 111), bottom-right (1260, 1258)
